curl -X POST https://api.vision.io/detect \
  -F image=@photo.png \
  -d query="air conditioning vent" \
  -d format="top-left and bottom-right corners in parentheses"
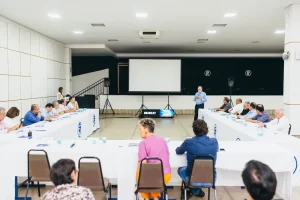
top-left (108, 39), bottom-right (118, 42)
top-left (251, 41), bottom-right (260, 43)
top-left (139, 30), bottom-right (160, 39)
top-left (212, 24), bottom-right (227, 27)
top-left (91, 23), bottom-right (105, 27)
top-left (197, 39), bottom-right (208, 42)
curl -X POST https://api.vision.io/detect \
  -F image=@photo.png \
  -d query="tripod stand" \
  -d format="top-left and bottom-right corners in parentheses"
top-left (102, 87), bottom-right (115, 115)
top-left (229, 87), bottom-right (234, 107)
top-left (164, 93), bottom-right (177, 115)
top-left (135, 93), bottom-right (148, 117)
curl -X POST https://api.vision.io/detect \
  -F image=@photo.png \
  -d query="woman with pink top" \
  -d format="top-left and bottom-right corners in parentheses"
top-left (136, 118), bottom-right (172, 200)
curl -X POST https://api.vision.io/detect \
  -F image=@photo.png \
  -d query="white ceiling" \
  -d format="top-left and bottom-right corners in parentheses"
top-left (0, 0), bottom-right (298, 53)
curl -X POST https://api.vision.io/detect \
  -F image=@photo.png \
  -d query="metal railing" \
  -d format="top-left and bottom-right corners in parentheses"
top-left (73, 78), bottom-right (105, 98)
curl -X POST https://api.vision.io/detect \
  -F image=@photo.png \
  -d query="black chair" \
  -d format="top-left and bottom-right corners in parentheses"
top-left (288, 124), bottom-right (292, 135)
top-left (180, 155), bottom-right (217, 200)
top-left (135, 157), bottom-right (168, 200)
top-left (25, 149), bottom-right (51, 199)
top-left (77, 157), bottom-right (111, 200)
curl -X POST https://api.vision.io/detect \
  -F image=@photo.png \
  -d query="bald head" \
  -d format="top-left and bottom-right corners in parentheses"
top-left (275, 109), bottom-right (284, 119)
top-left (31, 104), bottom-right (40, 114)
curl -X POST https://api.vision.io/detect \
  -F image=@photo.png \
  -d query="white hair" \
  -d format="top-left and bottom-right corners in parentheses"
top-left (0, 107), bottom-right (5, 112)
top-left (277, 109), bottom-right (284, 114)
top-left (198, 86), bottom-right (203, 89)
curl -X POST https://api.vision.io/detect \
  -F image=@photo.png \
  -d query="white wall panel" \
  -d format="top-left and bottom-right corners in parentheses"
top-left (0, 102), bottom-right (8, 110)
top-left (40, 97), bottom-right (47, 106)
top-left (54, 42), bottom-right (64, 62)
top-left (47, 97), bottom-right (56, 104)
top-left (47, 60), bottom-right (54, 78)
top-left (53, 62), bottom-right (60, 79)
top-left (7, 23), bottom-right (19, 51)
top-left (47, 79), bottom-right (54, 97)
top-left (20, 28), bottom-right (30, 54)
top-left (0, 48), bottom-right (8, 74)
top-left (47, 39), bottom-right (54, 60)
top-left (8, 50), bottom-right (20, 75)
top-left (39, 36), bottom-right (47, 58)
top-left (9, 76), bottom-right (21, 100)
top-left (60, 80), bottom-right (66, 92)
top-left (21, 99), bottom-right (31, 117)
top-left (60, 63), bottom-right (66, 79)
top-left (21, 77), bottom-right (31, 99)
top-left (0, 20), bottom-right (7, 48)
top-left (20, 53), bottom-right (31, 76)
top-left (54, 79), bottom-right (61, 96)
top-left (30, 98), bottom-right (40, 107)
top-left (0, 75), bottom-right (8, 101)
top-left (30, 31), bottom-right (39, 56)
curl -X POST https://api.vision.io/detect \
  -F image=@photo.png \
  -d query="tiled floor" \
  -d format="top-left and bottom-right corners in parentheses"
top-left (20, 114), bottom-right (299, 199)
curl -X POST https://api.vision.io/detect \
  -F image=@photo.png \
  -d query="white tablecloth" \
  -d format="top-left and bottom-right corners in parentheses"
top-left (0, 140), bottom-right (293, 200)
top-left (0, 109), bottom-right (99, 142)
top-left (199, 109), bottom-right (300, 187)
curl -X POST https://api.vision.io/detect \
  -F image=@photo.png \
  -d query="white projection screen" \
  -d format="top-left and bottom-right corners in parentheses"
top-left (129, 59), bottom-right (181, 92)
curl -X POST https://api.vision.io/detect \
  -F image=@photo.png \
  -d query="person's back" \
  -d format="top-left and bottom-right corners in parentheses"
top-left (42, 184), bottom-right (94, 200)
top-left (139, 135), bottom-right (171, 174)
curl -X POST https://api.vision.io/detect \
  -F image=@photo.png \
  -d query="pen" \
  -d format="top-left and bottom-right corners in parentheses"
top-left (70, 143), bottom-right (76, 148)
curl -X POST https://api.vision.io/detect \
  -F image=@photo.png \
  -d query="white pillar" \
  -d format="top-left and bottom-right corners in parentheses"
top-left (64, 47), bottom-right (72, 95)
top-left (284, 3), bottom-right (300, 135)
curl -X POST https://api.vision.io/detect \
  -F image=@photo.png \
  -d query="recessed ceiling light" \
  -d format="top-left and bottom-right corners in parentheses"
top-left (275, 30), bottom-right (285, 34)
top-left (73, 31), bottom-right (83, 34)
top-left (224, 13), bottom-right (237, 17)
top-left (136, 13), bottom-right (148, 18)
top-left (48, 13), bottom-right (61, 18)
top-left (207, 30), bottom-right (217, 34)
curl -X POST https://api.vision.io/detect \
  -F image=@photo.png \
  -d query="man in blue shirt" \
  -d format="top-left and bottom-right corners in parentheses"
top-left (245, 104), bottom-right (271, 123)
top-left (23, 104), bottom-right (51, 126)
top-left (237, 102), bottom-right (257, 119)
top-left (176, 119), bottom-right (218, 198)
top-left (41, 103), bottom-right (56, 118)
top-left (193, 86), bottom-right (207, 121)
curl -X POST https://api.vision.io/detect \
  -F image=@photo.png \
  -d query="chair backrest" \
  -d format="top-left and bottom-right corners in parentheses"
top-left (188, 155), bottom-right (215, 186)
top-left (136, 157), bottom-right (166, 193)
top-left (27, 149), bottom-right (51, 181)
top-left (77, 157), bottom-right (106, 191)
top-left (288, 124), bottom-right (292, 135)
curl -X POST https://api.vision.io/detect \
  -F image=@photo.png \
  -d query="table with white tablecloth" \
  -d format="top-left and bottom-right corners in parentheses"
top-left (0, 109), bottom-right (99, 143)
top-left (198, 109), bottom-right (300, 186)
top-left (0, 139), bottom-right (293, 200)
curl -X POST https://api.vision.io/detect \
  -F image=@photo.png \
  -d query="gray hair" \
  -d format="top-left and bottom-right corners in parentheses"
top-left (277, 109), bottom-right (284, 114)
top-left (0, 107), bottom-right (5, 112)
top-left (52, 101), bottom-right (59, 105)
top-left (245, 101), bottom-right (250, 105)
top-left (198, 86), bottom-right (203, 89)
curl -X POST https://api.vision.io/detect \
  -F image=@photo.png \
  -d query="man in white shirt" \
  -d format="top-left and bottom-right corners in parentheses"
top-left (229, 98), bottom-right (243, 114)
top-left (59, 99), bottom-right (72, 113)
top-left (259, 109), bottom-right (290, 133)
top-left (52, 101), bottom-right (63, 115)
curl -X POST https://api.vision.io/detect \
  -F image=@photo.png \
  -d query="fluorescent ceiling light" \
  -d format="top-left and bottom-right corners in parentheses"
top-left (274, 30), bottom-right (285, 34)
top-left (48, 13), bottom-right (61, 18)
top-left (136, 13), bottom-right (148, 18)
top-left (73, 31), bottom-right (83, 34)
top-left (224, 13), bottom-right (237, 17)
top-left (207, 30), bottom-right (217, 34)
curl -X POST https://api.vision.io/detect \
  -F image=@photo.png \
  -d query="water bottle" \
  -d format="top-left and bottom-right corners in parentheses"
top-left (257, 127), bottom-right (264, 137)
top-left (213, 124), bottom-right (217, 138)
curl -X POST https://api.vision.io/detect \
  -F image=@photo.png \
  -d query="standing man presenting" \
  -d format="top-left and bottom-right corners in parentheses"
top-left (194, 86), bottom-right (207, 121)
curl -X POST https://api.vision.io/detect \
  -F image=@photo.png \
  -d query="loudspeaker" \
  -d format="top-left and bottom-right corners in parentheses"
top-left (104, 78), bottom-right (110, 87)
top-left (228, 77), bottom-right (234, 88)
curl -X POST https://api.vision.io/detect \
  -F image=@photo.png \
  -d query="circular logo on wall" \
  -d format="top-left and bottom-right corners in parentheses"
top-left (245, 70), bottom-right (252, 76)
top-left (204, 70), bottom-right (211, 76)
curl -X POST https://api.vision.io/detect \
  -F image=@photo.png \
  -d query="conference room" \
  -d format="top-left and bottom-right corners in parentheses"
top-left (1, 0), bottom-right (300, 200)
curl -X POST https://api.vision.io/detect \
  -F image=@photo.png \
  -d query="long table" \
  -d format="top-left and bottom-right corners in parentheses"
top-left (198, 109), bottom-right (300, 186)
top-left (0, 139), bottom-right (294, 200)
top-left (0, 109), bottom-right (99, 143)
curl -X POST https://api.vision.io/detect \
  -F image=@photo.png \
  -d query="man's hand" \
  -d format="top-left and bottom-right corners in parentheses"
top-left (37, 112), bottom-right (41, 118)
top-left (198, 96), bottom-right (202, 100)
top-left (45, 117), bottom-right (52, 121)
top-left (245, 118), bottom-right (250, 122)
top-left (258, 122), bottom-right (264, 127)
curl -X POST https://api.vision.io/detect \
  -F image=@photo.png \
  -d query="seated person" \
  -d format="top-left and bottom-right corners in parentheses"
top-left (59, 99), bottom-right (72, 113)
top-left (240, 101), bottom-right (250, 115)
top-left (214, 97), bottom-right (231, 112)
top-left (228, 98), bottom-right (243, 114)
top-left (237, 102), bottom-right (257, 119)
top-left (136, 118), bottom-right (171, 200)
top-left (23, 104), bottom-right (52, 126)
top-left (245, 104), bottom-right (271, 123)
top-left (52, 101), bottom-right (64, 115)
top-left (176, 119), bottom-right (218, 198)
top-left (41, 103), bottom-right (57, 118)
top-left (41, 159), bottom-right (95, 200)
top-left (258, 109), bottom-right (289, 133)
top-left (67, 97), bottom-right (79, 111)
top-left (4, 107), bottom-right (21, 129)
top-left (242, 160), bottom-right (277, 200)
top-left (0, 107), bottom-right (19, 133)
